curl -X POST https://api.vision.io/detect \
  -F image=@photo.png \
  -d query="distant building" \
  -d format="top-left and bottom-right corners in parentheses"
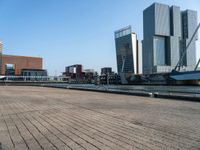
top-left (115, 26), bottom-right (141, 74)
top-left (142, 3), bottom-right (198, 74)
top-left (83, 69), bottom-right (95, 82)
top-left (101, 67), bottom-right (112, 75)
top-left (0, 42), bottom-right (46, 76)
top-left (64, 64), bottom-right (83, 79)
top-left (1, 54), bottom-right (43, 76)
top-left (63, 65), bottom-right (97, 83)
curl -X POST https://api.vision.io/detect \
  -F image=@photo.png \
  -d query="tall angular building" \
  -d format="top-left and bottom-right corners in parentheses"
top-left (142, 3), bottom-right (198, 74)
top-left (115, 26), bottom-right (142, 74)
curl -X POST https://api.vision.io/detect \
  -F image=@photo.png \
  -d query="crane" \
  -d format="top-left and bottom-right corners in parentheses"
top-left (173, 22), bottom-right (200, 72)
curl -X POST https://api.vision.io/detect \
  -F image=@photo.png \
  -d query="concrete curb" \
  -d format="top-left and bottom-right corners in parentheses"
top-left (41, 85), bottom-right (200, 102)
top-left (1, 82), bottom-right (199, 102)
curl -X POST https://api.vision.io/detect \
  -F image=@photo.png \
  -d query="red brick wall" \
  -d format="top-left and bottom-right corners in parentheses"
top-left (1, 55), bottom-right (43, 75)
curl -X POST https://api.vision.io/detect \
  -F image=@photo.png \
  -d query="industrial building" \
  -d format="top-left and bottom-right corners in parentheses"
top-left (142, 3), bottom-right (198, 74)
top-left (115, 26), bottom-right (142, 75)
top-left (0, 42), bottom-right (46, 76)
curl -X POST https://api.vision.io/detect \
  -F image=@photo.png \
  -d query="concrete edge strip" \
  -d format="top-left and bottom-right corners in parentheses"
top-left (41, 85), bottom-right (200, 102)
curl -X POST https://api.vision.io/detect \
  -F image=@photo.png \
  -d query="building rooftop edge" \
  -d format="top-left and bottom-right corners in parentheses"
top-left (2, 54), bottom-right (42, 59)
top-left (114, 25), bottom-right (132, 34)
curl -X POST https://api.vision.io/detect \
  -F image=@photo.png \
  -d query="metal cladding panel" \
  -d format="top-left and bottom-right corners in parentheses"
top-left (153, 36), bottom-right (166, 66)
top-left (142, 39), bottom-right (153, 74)
top-left (169, 36), bottom-right (180, 66)
top-left (143, 2), bottom-right (198, 74)
top-left (185, 39), bottom-right (196, 66)
top-left (170, 6), bottom-right (182, 37)
top-left (186, 10), bottom-right (198, 40)
top-left (143, 4), bottom-right (155, 38)
top-left (154, 3), bottom-right (170, 36)
top-left (182, 10), bottom-right (198, 40)
top-left (181, 10), bottom-right (197, 67)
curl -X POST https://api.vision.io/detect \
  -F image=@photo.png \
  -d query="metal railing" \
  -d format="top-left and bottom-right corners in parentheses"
top-left (0, 76), bottom-right (70, 82)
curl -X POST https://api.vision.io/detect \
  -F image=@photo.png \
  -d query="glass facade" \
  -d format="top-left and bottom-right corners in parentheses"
top-left (5, 64), bottom-right (15, 75)
top-left (115, 26), bottom-right (132, 39)
top-left (154, 36), bottom-right (166, 65)
top-left (115, 34), bottom-right (134, 73)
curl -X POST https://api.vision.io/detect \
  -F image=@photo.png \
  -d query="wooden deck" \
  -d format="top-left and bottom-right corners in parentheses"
top-left (0, 86), bottom-right (200, 150)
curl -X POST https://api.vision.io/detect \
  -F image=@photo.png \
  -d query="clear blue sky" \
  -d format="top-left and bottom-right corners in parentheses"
top-left (0, 0), bottom-right (199, 75)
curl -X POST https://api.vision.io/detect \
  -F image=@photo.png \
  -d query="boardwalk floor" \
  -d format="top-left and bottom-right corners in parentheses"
top-left (0, 86), bottom-right (200, 150)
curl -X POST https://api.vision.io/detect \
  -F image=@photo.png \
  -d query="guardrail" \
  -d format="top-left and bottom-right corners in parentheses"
top-left (0, 77), bottom-right (199, 101)
top-left (0, 76), bottom-right (70, 82)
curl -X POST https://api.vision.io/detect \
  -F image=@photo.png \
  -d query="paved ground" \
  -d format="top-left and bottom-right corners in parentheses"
top-left (0, 86), bottom-right (200, 150)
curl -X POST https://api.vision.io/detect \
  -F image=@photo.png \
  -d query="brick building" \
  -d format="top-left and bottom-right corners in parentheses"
top-left (1, 54), bottom-right (43, 76)
top-left (63, 64), bottom-right (83, 79)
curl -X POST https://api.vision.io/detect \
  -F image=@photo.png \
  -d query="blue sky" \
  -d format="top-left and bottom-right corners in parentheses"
top-left (0, 0), bottom-right (199, 75)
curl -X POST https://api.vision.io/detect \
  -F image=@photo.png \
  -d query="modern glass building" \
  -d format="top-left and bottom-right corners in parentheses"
top-left (115, 26), bottom-right (142, 74)
top-left (142, 3), bottom-right (198, 74)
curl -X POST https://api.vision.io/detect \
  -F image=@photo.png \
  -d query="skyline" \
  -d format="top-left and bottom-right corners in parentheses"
top-left (0, 0), bottom-right (199, 75)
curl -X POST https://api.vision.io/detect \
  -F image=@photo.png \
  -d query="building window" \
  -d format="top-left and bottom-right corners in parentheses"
top-left (5, 64), bottom-right (15, 75)
top-left (154, 36), bottom-right (166, 65)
